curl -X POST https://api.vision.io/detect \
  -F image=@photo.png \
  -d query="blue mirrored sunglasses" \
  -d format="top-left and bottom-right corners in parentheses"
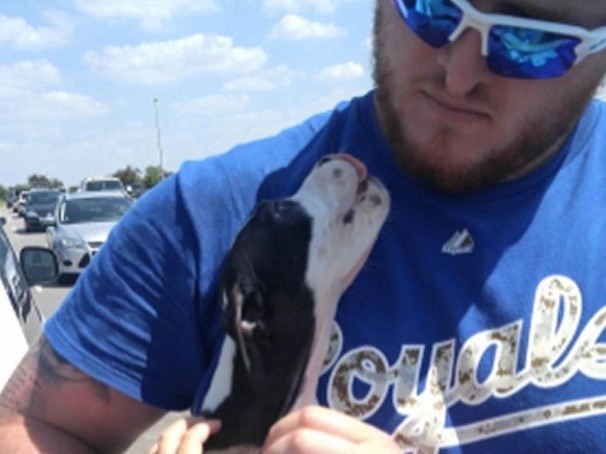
top-left (394, 0), bottom-right (606, 79)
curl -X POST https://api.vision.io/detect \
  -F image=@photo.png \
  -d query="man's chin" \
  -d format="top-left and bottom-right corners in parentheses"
top-left (398, 159), bottom-right (499, 195)
top-left (390, 130), bottom-right (503, 194)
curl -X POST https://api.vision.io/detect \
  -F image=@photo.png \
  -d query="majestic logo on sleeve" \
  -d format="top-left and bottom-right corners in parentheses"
top-left (322, 275), bottom-right (606, 452)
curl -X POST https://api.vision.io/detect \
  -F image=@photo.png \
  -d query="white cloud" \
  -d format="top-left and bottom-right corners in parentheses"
top-left (74, 0), bottom-right (218, 30)
top-left (270, 14), bottom-right (345, 40)
top-left (42, 91), bottom-right (107, 117)
top-left (172, 94), bottom-right (250, 115)
top-left (224, 66), bottom-right (295, 92)
top-left (84, 34), bottom-right (267, 85)
top-left (1, 91), bottom-right (106, 123)
top-left (262, 0), bottom-right (340, 14)
top-left (0, 60), bottom-right (62, 97)
top-left (0, 60), bottom-right (106, 121)
top-left (0, 12), bottom-right (74, 50)
top-left (316, 61), bottom-right (364, 82)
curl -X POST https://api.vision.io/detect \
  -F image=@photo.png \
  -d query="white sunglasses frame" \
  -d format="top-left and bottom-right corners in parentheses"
top-left (397, 0), bottom-right (606, 67)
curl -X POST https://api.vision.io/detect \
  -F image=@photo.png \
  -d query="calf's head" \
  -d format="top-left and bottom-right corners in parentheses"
top-left (220, 153), bottom-right (390, 391)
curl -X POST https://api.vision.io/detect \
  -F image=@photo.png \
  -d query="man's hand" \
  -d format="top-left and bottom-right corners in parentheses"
top-left (263, 406), bottom-right (400, 453)
top-left (147, 417), bottom-right (221, 454)
top-left (147, 406), bottom-right (398, 453)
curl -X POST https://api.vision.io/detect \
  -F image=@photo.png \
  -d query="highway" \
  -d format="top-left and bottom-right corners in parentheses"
top-left (1, 206), bottom-right (186, 453)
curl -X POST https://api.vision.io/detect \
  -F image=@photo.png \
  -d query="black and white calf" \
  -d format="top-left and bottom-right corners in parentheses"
top-left (200, 153), bottom-right (390, 451)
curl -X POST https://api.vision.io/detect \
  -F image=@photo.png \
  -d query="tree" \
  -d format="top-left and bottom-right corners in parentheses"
top-left (112, 166), bottom-right (142, 186)
top-left (141, 166), bottom-right (163, 189)
top-left (27, 174), bottom-right (64, 189)
top-left (141, 166), bottom-right (171, 189)
top-left (0, 184), bottom-right (6, 202)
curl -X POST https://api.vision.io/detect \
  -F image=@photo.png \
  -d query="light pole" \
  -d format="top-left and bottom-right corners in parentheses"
top-left (153, 98), bottom-right (164, 178)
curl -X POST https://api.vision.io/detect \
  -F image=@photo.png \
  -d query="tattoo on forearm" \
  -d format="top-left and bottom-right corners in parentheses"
top-left (0, 358), bottom-right (36, 414)
top-left (37, 338), bottom-right (90, 383)
top-left (0, 336), bottom-right (110, 416)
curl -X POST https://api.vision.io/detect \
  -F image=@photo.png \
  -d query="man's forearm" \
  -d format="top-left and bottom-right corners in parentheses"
top-left (0, 336), bottom-right (97, 452)
top-left (0, 335), bottom-right (165, 453)
top-left (0, 414), bottom-right (95, 453)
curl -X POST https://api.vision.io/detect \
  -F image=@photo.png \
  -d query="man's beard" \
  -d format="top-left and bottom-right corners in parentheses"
top-left (371, 6), bottom-right (602, 195)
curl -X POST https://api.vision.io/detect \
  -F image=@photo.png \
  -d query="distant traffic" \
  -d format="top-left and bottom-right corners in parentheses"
top-left (5, 176), bottom-right (141, 284)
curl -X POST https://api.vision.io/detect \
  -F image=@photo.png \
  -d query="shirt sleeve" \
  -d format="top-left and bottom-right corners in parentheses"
top-left (43, 96), bottom-right (354, 411)
top-left (44, 175), bottom-right (219, 410)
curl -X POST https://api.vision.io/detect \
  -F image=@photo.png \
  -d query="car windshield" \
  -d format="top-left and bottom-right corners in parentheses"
top-left (60, 197), bottom-right (132, 224)
top-left (85, 181), bottom-right (123, 191)
top-left (28, 192), bottom-right (60, 205)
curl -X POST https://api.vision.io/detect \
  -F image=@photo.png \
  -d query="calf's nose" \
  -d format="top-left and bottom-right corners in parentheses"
top-left (333, 153), bottom-right (367, 181)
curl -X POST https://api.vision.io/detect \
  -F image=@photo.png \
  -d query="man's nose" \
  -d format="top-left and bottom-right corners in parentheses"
top-left (437, 28), bottom-right (492, 95)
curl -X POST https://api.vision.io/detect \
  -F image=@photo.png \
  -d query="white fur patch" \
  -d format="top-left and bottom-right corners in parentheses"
top-left (291, 155), bottom-right (390, 408)
top-left (202, 335), bottom-right (236, 413)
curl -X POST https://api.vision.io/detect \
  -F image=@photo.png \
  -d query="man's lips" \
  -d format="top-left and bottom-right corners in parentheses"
top-left (422, 91), bottom-right (490, 120)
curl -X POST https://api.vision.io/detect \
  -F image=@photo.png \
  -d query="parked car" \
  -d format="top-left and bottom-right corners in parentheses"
top-left (0, 217), bottom-right (58, 389)
top-left (23, 188), bottom-right (61, 232)
top-left (47, 191), bottom-right (133, 281)
top-left (16, 190), bottom-right (29, 216)
top-left (6, 189), bottom-right (23, 209)
top-left (79, 176), bottom-right (125, 193)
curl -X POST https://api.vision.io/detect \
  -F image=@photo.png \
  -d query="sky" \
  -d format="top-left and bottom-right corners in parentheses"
top-left (0, 0), bottom-right (375, 188)
top-left (2, 1), bottom-right (606, 188)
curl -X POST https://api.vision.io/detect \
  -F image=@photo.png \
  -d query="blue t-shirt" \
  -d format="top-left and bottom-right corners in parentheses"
top-left (45, 90), bottom-right (606, 452)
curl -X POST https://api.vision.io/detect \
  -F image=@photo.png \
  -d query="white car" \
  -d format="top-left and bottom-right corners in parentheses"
top-left (0, 217), bottom-right (57, 389)
top-left (15, 190), bottom-right (29, 217)
top-left (47, 191), bottom-right (133, 282)
top-left (79, 176), bottom-right (125, 193)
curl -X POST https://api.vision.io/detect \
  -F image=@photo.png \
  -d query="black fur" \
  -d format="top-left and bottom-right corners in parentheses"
top-left (204, 199), bottom-right (317, 449)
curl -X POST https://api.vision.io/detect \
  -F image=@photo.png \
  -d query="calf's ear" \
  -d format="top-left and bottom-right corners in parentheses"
top-left (237, 285), bottom-right (271, 392)
top-left (222, 259), bottom-right (271, 393)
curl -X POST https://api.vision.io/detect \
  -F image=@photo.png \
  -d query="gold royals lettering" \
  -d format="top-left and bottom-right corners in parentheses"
top-left (324, 275), bottom-right (606, 453)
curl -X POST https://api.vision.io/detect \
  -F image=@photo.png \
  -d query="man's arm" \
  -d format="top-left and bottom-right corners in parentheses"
top-left (0, 334), bottom-right (166, 453)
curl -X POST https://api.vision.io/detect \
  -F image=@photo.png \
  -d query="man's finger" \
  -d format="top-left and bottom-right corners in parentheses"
top-left (176, 420), bottom-right (221, 454)
top-left (263, 427), bottom-right (358, 454)
top-left (264, 406), bottom-right (387, 448)
top-left (152, 417), bottom-right (220, 454)
top-left (154, 418), bottom-right (191, 454)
